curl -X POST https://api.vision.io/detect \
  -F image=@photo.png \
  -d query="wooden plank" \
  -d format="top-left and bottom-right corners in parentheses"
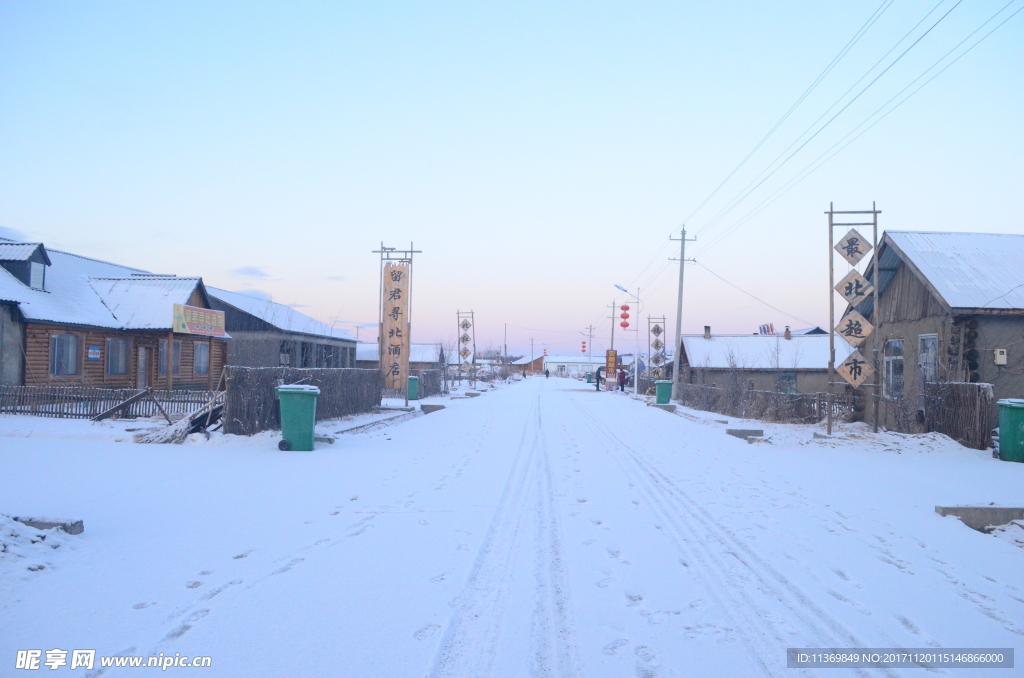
top-left (91, 388), bottom-right (151, 422)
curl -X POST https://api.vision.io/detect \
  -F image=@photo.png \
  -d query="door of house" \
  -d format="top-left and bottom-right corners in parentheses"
top-left (137, 347), bottom-right (150, 388)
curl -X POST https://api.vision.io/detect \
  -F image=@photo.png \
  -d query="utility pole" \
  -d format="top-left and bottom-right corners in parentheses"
top-left (530, 338), bottom-right (534, 365)
top-left (670, 227), bottom-right (696, 401)
top-left (504, 323), bottom-right (507, 368)
top-left (607, 300), bottom-right (617, 350)
top-left (585, 324), bottom-right (595, 366)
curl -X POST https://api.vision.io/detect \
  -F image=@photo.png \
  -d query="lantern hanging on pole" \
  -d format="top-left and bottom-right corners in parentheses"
top-left (620, 321), bottom-right (629, 329)
top-left (620, 305), bottom-right (630, 311)
top-left (620, 312), bottom-right (629, 320)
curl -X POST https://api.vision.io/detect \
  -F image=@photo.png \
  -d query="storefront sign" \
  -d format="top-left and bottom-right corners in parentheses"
top-left (87, 346), bottom-right (102, 361)
top-left (605, 349), bottom-right (618, 377)
top-left (173, 304), bottom-right (226, 337)
top-left (381, 262), bottom-right (410, 390)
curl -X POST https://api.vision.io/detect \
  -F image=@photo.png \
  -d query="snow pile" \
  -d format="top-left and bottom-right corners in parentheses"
top-left (0, 514), bottom-right (71, 573)
top-left (989, 520), bottom-right (1024, 549)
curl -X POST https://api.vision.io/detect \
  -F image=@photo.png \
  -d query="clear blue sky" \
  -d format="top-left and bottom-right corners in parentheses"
top-left (2, 1), bottom-right (1021, 355)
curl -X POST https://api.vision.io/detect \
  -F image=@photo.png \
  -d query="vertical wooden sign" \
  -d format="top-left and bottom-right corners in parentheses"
top-left (382, 262), bottom-right (410, 390)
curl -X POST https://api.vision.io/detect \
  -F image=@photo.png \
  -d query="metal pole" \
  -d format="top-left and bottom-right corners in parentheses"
top-left (635, 288), bottom-right (641, 396)
top-left (610, 300), bottom-right (616, 350)
top-left (827, 204), bottom-right (835, 436)
top-left (872, 203), bottom-right (881, 433)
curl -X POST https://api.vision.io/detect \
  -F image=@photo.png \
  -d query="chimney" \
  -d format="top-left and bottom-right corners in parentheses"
top-left (703, 325), bottom-right (711, 340)
top-left (784, 326), bottom-right (792, 340)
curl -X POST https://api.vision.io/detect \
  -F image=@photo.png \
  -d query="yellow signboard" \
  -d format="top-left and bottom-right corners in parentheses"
top-left (172, 304), bottom-right (226, 337)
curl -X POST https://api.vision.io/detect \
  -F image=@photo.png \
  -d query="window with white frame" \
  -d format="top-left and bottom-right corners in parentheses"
top-left (50, 334), bottom-right (80, 375)
top-left (106, 337), bottom-right (129, 375)
top-left (883, 339), bottom-right (904, 400)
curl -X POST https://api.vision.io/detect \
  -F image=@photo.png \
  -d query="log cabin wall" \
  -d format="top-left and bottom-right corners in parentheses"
top-left (23, 323), bottom-right (226, 389)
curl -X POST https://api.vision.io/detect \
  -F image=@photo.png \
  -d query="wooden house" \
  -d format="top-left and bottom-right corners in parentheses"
top-left (853, 231), bottom-right (1024, 430)
top-left (207, 287), bottom-right (356, 369)
top-left (0, 239), bottom-right (227, 389)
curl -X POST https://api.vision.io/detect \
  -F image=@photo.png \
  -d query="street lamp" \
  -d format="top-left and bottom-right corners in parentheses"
top-left (614, 285), bottom-right (642, 396)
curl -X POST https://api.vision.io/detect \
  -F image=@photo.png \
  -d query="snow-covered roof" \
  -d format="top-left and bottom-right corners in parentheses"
top-left (877, 231), bottom-right (1024, 311)
top-left (91, 277), bottom-right (203, 329)
top-left (511, 356), bottom-right (542, 365)
top-left (0, 240), bottom-right (204, 330)
top-left (356, 342), bottom-right (442, 364)
top-left (681, 334), bottom-right (852, 370)
top-left (207, 287), bottom-right (353, 341)
top-left (0, 241), bottom-right (50, 263)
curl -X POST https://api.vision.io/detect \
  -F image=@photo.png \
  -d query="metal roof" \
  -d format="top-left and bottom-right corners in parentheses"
top-left (208, 287), bottom-right (354, 341)
top-left (859, 231), bottom-right (1024, 315)
top-left (0, 241), bottom-right (50, 264)
top-left (681, 334), bottom-right (852, 370)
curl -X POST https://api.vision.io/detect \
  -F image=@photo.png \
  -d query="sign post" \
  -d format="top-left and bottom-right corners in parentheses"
top-left (373, 243), bottom-right (421, 406)
top-left (605, 349), bottom-right (617, 391)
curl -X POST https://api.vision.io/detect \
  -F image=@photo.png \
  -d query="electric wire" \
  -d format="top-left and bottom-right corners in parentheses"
top-left (696, 262), bottom-right (817, 326)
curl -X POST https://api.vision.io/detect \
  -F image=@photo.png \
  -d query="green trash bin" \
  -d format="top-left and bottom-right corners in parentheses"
top-left (408, 375), bottom-right (420, 401)
top-left (655, 380), bottom-right (672, 405)
top-left (998, 399), bottom-right (1024, 462)
top-left (276, 384), bottom-right (320, 451)
top-left (587, 373), bottom-right (593, 383)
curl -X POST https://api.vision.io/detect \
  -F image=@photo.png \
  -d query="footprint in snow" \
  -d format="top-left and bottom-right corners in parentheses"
top-left (419, 519), bottom-right (429, 525)
top-left (132, 602), bottom-right (155, 610)
top-left (414, 624), bottom-right (441, 640)
top-left (185, 581), bottom-right (203, 589)
top-left (233, 550), bottom-right (254, 559)
top-left (198, 570), bottom-right (214, 576)
top-left (583, 539), bottom-right (597, 546)
top-left (625, 593), bottom-right (643, 606)
top-left (602, 638), bottom-right (629, 655)
top-left (596, 577), bottom-right (617, 588)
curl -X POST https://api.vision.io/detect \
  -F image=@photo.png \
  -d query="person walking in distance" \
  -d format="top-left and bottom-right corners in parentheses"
top-left (618, 368), bottom-right (627, 392)
top-left (595, 367), bottom-right (603, 392)
top-left (545, 369), bottom-right (550, 379)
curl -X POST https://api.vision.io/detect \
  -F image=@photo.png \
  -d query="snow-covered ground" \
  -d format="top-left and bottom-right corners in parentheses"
top-left (2, 376), bottom-right (1023, 676)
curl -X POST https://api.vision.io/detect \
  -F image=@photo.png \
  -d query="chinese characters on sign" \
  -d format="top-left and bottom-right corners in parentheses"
top-left (836, 349), bottom-right (875, 388)
top-left (835, 229), bottom-right (872, 266)
top-left (381, 262), bottom-right (410, 390)
top-left (172, 304), bottom-right (226, 337)
top-left (605, 349), bottom-right (618, 380)
top-left (834, 270), bottom-right (874, 305)
top-left (837, 310), bottom-right (874, 348)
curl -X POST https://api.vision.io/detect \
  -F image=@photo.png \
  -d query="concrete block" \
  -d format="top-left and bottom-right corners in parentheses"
top-left (726, 429), bottom-right (763, 440)
top-left (653, 404), bottom-right (676, 413)
top-left (466, 392), bottom-right (481, 397)
top-left (450, 396), bottom-right (469, 400)
top-left (813, 432), bottom-right (831, 439)
top-left (13, 517), bottom-right (84, 535)
top-left (714, 419), bottom-right (729, 424)
top-left (747, 436), bottom-right (771, 444)
top-left (421, 404), bottom-right (446, 414)
top-left (314, 436), bottom-right (336, 444)
top-left (935, 506), bottom-right (1024, 533)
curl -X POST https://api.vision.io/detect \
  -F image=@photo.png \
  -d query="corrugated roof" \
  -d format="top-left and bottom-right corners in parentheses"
top-left (91, 277), bottom-right (202, 329)
top-left (681, 334), bottom-right (851, 370)
top-left (356, 342), bottom-right (441, 363)
top-left (0, 241), bottom-right (49, 263)
top-left (874, 231), bottom-right (1024, 311)
top-left (207, 287), bottom-right (354, 341)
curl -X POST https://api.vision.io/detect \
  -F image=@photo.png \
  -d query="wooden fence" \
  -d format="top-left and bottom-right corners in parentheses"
top-left (923, 381), bottom-right (993, 450)
top-left (0, 386), bottom-right (218, 420)
top-left (223, 366), bottom-right (382, 435)
top-left (675, 383), bottom-right (852, 424)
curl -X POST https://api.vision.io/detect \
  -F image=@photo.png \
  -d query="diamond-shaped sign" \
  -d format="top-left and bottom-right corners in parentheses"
top-left (836, 350), bottom-right (874, 388)
top-left (458, 347), bottom-right (471, 359)
top-left (459, 333), bottom-right (471, 344)
top-left (650, 353), bottom-right (665, 366)
top-left (650, 367), bottom-right (663, 378)
top-left (651, 338), bottom-right (664, 351)
top-left (836, 310), bottom-right (874, 348)
top-left (835, 229), bottom-right (872, 266)
top-left (835, 269), bottom-right (874, 305)
top-left (651, 324), bottom-right (663, 337)
top-left (459, 319), bottom-right (472, 331)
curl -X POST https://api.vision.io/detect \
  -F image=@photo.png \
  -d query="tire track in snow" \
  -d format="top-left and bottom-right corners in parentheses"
top-left (569, 396), bottom-right (891, 678)
top-left (430, 384), bottom-right (582, 678)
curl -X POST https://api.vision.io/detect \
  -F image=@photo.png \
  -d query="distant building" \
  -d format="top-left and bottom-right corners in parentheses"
top-left (356, 342), bottom-right (443, 371)
top-left (855, 231), bottom-right (1024, 429)
top-left (678, 327), bottom-right (851, 394)
top-left (543, 355), bottom-right (606, 376)
top-left (0, 238), bottom-right (227, 389)
top-left (511, 356), bottom-right (544, 374)
top-left (207, 288), bottom-right (356, 369)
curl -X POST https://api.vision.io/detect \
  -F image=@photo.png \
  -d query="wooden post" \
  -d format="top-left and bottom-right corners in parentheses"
top-left (827, 204), bottom-right (835, 436)
top-left (207, 336), bottom-right (214, 390)
top-left (166, 331), bottom-right (174, 391)
top-left (871, 202), bottom-right (881, 433)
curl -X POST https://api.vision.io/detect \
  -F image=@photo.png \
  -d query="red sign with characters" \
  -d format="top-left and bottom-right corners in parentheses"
top-left (173, 304), bottom-right (226, 337)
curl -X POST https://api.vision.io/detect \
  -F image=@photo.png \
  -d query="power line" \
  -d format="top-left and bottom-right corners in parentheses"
top-left (695, 0), bottom-right (963, 240)
top-left (681, 0), bottom-right (895, 226)
top-left (693, 0), bottom-right (1023, 257)
top-left (696, 262), bottom-right (817, 326)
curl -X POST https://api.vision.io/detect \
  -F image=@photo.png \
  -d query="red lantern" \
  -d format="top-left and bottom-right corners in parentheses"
top-left (620, 321), bottom-right (629, 328)
top-left (620, 312), bottom-right (629, 320)
top-left (620, 305), bottom-right (630, 311)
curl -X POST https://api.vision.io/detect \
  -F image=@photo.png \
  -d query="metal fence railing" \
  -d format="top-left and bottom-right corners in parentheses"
top-left (0, 386), bottom-right (218, 420)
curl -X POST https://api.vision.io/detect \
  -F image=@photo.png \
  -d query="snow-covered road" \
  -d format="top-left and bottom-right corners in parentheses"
top-left (4, 376), bottom-right (1024, 677)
